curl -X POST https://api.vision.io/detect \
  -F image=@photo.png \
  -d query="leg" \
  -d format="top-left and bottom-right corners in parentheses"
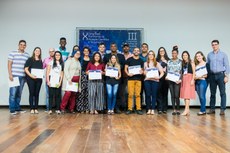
top-left (60, 91), bottom-right (72, 111)
top-left (209, 75), bottom-right (217, 110)
top-left (27, 78), bottom-right (35, 110)
top-left (88, 81), bottom-right (97, 112)
top-left (151, 81), bottom-right (159, 110)
top-left (217, 74), bottom-right (226, 111)
top-left (49, 87), bottom-right (54, 110)
top-left (95, 81), bottom-right (104, 111)
top-left (127, 80), bottom-right (135, 111)
top-left (55, 87), bottom-right (62, 110)
top-left (15, 77), bottom-right (26, 111)
top-left (135, 81), bottom-right (142, 110)
top-left (174, 83), bottom-right (181, 111)
top-left (9, 86), bottom-right (17, 113)
top-left (169, 82), bottom-right (176, 111)
top-left (106, 84), bottom-right (112, 110)
top-left (144, 80), bottom-right (151, 111)
top-left (45, 83), bottom-right (49, 111)
top-left (34, 80), bottom-right (42, 109)
top-left (112, 84), bottom-right (119, 110)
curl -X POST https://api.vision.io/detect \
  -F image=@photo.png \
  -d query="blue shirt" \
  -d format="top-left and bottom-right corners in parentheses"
top-left (140, 54), bottom-right (147, 62)
top-left (207, 50), bottom-right (230, 75)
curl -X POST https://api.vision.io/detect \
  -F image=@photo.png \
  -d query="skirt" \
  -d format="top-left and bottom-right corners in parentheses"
top-left (180, 74), bottom-right (196, 99)
top-left (76, 71), bottom-right (89, 112)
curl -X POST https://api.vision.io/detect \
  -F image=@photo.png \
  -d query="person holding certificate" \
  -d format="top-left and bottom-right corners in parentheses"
top-left (156, 47), bottom-right (170, 114)
top-left (180, 51), bottom-right (196, 116)
top-left (86, 52), bottom-right (105, 114)
top-left (76, 47), bottom-right (91, 113)
top-left (125, 47), bottom-right (144, 115)
top-left (105, 55), bottom-right (121, 114)
top-left (46, 51), bottom-right (64, 115)
top-left (143, 51), bottom-right (164, 115)
top-left (194, 51), bottom-right (208, 115)
top-left (24, 47), bottom-right (43, 114)
top-left (60, 50), bottom-right (81, 114)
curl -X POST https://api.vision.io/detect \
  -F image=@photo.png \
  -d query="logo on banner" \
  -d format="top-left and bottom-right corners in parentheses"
top-left (82, 32), bottom-right (88, 40)
top-left (128, 32), bottom-right (137, 40)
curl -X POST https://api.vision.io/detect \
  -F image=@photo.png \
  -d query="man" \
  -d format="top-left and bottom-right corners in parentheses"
top-left (207, 40), bottom-right (229, 115)
top-left (98, 42), bottom-right (106, 59)
top-left (43, 48), bottom-right (55, 112)
top-left (123, 43), bottom-right (133, 60)
top-left (103, 43), bottom-right (125, 113)
top-left (140, 43), bottom-right (149, 62)
top-left (57, 37), bottom-right (69, 61)
top-left (125, 47), bottom-right (144, 115)
top-left (8, 40), bottom-right (30, 115)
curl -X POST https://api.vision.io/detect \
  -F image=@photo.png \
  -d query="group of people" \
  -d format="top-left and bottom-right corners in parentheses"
top-left (8, 38), bottom-right (229, 116)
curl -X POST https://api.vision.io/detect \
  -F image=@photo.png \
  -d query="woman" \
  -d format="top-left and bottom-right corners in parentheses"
top-left (76, 47), bottom-right (91, 113)
top-left (105, 55), bottom-right (121, 114)
top-left (144, 50), bottom-right (164, 115)
top-left (86, 52), bottom-right (105, 114)
top-left (46, 51), bottom-right (64, 115)
top-left (194, 51), bottom-right (208, 115)
top-left (24, 47), bottom-right (43, 114)
top-left (60, 50), bottom-right (81, 113)
top-left (166, 46), bottom-right (182, 115)
top-left (156, 47), bottom-right (170, 114)
top-left (180, 51), bottom-right (196, 116)
top-left (71, 45), bottom-right (80, 57)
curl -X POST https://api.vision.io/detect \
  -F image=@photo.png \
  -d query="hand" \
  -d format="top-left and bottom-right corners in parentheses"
top-left (48, 82), bottom-right (51, 87)
top-left (115, 77), bottom-right (119, 80)
top-left (176, 80), bottom-right (181, 84)
top-left (128, 73), bottom-right (133, 77)
top-left (79, 89), bottom-right (81, 93)
top-left (56, 83), bottom-right (60, 88)
top-left (68, 80), bottom-right (72, 85)
top-left (9, 75), bottom-right (13, 81)
top-left (139, 70), bottom-right (143, 74)
top-left (191, 79), bottom-right (194, 85)
top-left (224, 76), bottom-right (228, 83)
top-left (165, 77), bottom-right (169, 80)
top-left (153, 77), bottom-right (160, 80)
top-left (32, 75), bottom-right (37, 79)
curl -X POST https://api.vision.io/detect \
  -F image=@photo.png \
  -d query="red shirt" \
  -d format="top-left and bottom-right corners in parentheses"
top-left (86, 62), bottom-right (105, 71)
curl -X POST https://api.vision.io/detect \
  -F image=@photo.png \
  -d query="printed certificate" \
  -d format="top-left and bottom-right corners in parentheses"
top-left (166, 71), bottom-right (180, 82)
top-left (66, 82), bottom-right (78, 92)
top-left (105, 67), bottom-right (118, 77)
top-left (195, 66), bottom-right (207, 77)
top-left (88, 70), bottom-right (102, 80)
top-left (50, 74), bottom-right (60, 88)
top-left (146, 68), bottom-right (159, 78)
top-left (128, 65), bottom-right (141, 75)
top-left (8, 77), bottom-right (20, 87)
top-left (31, 68), bottom-right (44, 79)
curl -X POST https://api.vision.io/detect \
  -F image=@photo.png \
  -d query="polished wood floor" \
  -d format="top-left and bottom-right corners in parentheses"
top-left (0, 108), bottom-right (229, 153)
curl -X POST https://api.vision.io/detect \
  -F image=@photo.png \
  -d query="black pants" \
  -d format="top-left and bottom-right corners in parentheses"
top-left (49, 87), bottom-right (61, 110)
top-left (116, 77), bottom-right (128, 110)
top-left (157, 78), bottom-right (169, 111)
top-left (27, 78), bottom-right (42, 109)
top-left (168, 81), bottom-right (180, 110)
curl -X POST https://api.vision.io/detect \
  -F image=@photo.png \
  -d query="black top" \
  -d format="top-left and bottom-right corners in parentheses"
top-left (125, 57), bottom-right (144, 80)
top-left (106, 65), bottom-right (120, 85)
top-left (81, 59), bottom-right (90, 72)
top-left (182, 62), bottom-right (193, 74)
top-left (24, 57), bottom-right (43, 79)
top-left (103, 53), bottom-right (125, 70)
top-left (158, 60), bottom-right (168, 80)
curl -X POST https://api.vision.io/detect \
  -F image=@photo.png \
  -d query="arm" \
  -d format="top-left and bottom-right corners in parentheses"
top-left (223, 53), bottom-right (229, 83)
top-left (24, 67), bottom-right (36, 79)
top-left (46, 65), bottom-right (51, 86)
top-left (125, 64), bottom-right (133, 77)
top-left (8, 60), bottom-right (13, 81)
top-left (191, 62), bottom-right (196, 85)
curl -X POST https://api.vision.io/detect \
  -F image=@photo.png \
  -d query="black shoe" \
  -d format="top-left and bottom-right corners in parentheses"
top-left (136, 110), bottom-right (143, 115)
top-left (126, 110), bottom-right (132, 115)
top-left (163, 111), bottom-right (167, 114)
top-left (207, 110), bottom-right (215, 114)
top-left (172, 112), bottom-right (177, 115)
top-left (176, 112), bottom-right (180, 115)
top-left (220, 110), bottom-right (225, 115)
top-left (158, 111), bottom-right (162, 114)
top-left (115, 109), bottom-right (122, 114)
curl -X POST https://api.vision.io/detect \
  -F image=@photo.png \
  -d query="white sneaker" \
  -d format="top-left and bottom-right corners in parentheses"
top-left (48, 110), bottom-right (52, 115)
top-left (34, 110), bottom-right (39, 114)
top-left (30, 109), bottom-right (35, 114)
top-left (146, 110), bottom-right (151, 115)
top-left (56, 110), bottom-right (61, 114)
top-left (151, 110), bottom-right (155, 115)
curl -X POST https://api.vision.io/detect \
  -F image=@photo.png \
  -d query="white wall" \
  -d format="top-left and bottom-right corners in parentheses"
top-left (0, 0), bottom-right (230, 106)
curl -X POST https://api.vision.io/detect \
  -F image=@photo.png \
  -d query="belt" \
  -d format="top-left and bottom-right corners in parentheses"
top-left (210, 71), bottom-right (224, 75)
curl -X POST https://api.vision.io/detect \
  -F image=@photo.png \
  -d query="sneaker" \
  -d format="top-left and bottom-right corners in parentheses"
top-left (56, 110), bottom-right (61, 114)
top-left (48, 110), bottom-right (52, 115)
top-left (107, 110), bottom-right (111, 115)
top-left (111, 110), bottom-right (114, 115)
top-left (136, 110), bottom-right (143, 115)
top-left (197, 112), bottom-right (206, 116)
top-left (163, 111), bottom-right (167, 114)
top-left (220, 110), bottom-right (225, 116)
top-left (172, 112), bottom-right (177, 115)
top-left (16, 110), bottom-right (26, 113)
top-left (70, 110), bottom-right (76, 114)
top-left (94, 110), bottom-right (98, 115)
top-left (207, 109), bottom-right (215, 114)
top-left (10, 111), bottom-right (17, 115)
top-left (158, 111), bottom-right (162, 114)
top-left (176, 112), bottom-right (181, 115)
top-left (150, 110), bottom-right (155, 115)
top-left (146, 110), bottom-right (151, 115)
top-left (126, 110), bottom-right (132, 115)
top-left (115, 109), bottom-right (121, 114)
top-left (34, 109), bottom-right (39, 114)
top-left (30, 109), bottom-right (35, 114)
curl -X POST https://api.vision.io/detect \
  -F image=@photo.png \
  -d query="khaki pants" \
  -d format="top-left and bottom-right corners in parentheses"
top-left (127, 80), bottom-right (141, 110)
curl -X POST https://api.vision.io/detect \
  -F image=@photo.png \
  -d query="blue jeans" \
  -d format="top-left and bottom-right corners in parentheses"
top-left (144, 80), bottom-right (159, 110)
top-left (209, 73), bottom-right (226, 110)
top-left (45, 83), bottom-right (49, 111)
top-left (195, 80), bottom-right (208, 112)
top-left (9, 76), bottom-right (26, 113)
top-left (106, 84), bottom-right (119, 110)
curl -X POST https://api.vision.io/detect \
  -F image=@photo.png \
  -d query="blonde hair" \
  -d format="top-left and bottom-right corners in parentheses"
top-left (147, 50), bottom-right (157, 67)
top-left (194, 51), bottom-right (206, 66)
top-left (107, 55), bottom-right (120, 69)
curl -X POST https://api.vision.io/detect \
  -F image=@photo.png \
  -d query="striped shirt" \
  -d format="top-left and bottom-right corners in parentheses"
top-left (8, 50), bottom-right (30, 76)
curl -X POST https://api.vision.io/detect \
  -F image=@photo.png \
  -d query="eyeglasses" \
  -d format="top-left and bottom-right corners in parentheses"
top-left (212, 44), bottom-right (218, 46)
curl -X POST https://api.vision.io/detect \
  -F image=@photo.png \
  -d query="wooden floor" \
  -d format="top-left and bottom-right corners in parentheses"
top-left (0, 108), bottom-right (230, 153)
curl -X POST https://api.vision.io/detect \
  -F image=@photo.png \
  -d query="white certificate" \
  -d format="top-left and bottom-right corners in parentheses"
top-left (105, 67), bottom-right (118, 77)
top-left (195, 66), bottom-right (207, 77)
top-left (66, 82), bottom-right (78, 92)
top-left (128, 65), bottom-right (141, 75)
top-left (8, 77), bottom-right (20, 87)
top-left (146, 68), bottom-right (159, 78)
top-left (88, 70), bottom-right (102, 80)
top-left (50, 74), bottom-right (60, 88)
top-left (166, 72), bottom-right (180, 82)
top-left (31, 68), bottom-right (44, 79)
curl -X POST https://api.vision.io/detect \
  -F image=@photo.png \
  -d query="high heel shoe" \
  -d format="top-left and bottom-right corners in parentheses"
top-left (181, 111), bottom-right (190, 116)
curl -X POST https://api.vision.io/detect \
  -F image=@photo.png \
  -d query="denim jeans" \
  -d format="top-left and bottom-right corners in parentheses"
top-left (106, 84), bottom-right (119, 110)
top-left (144, 80), bottom-right (159, 110)
top-left (195, 80), bottom-right (208, 112)
top-left (45, 83), bottom-right (49, 111)
top-left (209, 73), bottom-right (226, 110)
top-left (9, 76), bottom-right (26, 113)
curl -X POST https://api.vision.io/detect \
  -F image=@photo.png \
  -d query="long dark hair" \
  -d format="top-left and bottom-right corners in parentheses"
top-left (156, 47), bottom-right (170, 61)
top-left (53, 51), bottom-right (64, 68)
top-left (31, 47), bottom-right (42, 61)
top-left (181, 51), bottom-right (191, 67)
top-left (91, 52), bottom-right (103, 64)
